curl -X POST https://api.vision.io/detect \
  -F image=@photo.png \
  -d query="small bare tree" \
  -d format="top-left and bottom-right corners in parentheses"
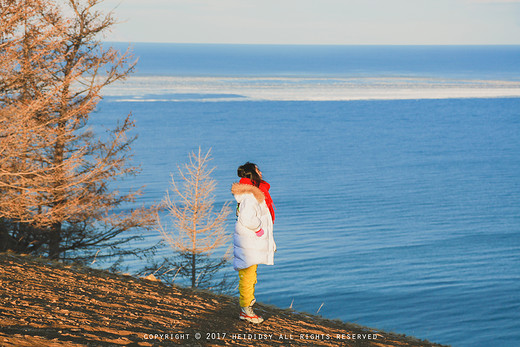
top-left (155, 148), bottom-right (232, 290)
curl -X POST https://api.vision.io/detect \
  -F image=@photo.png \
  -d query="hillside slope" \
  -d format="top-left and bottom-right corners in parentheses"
top-left (0, 253), bottom-right (447, 346)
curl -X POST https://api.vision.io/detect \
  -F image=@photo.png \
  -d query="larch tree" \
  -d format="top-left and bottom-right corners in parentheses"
top-left (155, 148), bottom-right (232, 290)
top-left (1, 0), bottom-right (67, 253)
top-left (0, 0), bottom-right (157, 262)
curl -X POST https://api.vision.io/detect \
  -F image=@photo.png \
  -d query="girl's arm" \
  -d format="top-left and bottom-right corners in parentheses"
top-left (237, 198), bottom-right (262, 232)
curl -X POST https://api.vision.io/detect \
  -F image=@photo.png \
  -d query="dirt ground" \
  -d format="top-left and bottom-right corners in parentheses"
top-left (0, 252), bottom-right (447, 346)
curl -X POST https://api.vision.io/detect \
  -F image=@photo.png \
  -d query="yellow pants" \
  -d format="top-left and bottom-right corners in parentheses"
top-left (238, 265), bottom-right (258, 307)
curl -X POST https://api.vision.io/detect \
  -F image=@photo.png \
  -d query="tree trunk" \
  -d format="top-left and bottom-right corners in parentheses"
top-left (191, 252), bottom-right (196, 288)
top-left (49, 116), bottom-right (66, 260)
top-left (49, 221), bottom-right (62, 259)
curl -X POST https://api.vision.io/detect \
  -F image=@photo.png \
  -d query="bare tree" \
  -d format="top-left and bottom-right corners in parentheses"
top-left (0, 0), bottom-right (157, 262)
top-left (155, 148), bottom-right (232, 290)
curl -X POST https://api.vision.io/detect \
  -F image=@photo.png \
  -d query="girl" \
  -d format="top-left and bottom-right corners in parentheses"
top-left (231, 162), bottom-right (276, 324)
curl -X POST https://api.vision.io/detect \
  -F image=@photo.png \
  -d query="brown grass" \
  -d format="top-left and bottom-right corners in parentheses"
top-left (0, 252), bottom-right (448, 346)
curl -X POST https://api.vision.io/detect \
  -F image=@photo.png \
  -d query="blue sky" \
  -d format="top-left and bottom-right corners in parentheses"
top-left (99, 0), bottom-right (520, 44)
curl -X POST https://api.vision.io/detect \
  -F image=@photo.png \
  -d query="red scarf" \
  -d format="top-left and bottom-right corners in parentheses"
top-left (239, 177), bottom-right (275, 223)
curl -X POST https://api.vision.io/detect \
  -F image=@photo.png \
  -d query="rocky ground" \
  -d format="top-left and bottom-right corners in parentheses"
top-left (0, 252), bottom-right (448, 346)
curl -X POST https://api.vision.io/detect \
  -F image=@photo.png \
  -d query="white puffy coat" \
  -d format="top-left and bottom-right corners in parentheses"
top-left (231, 182), bottom-right (276, 271)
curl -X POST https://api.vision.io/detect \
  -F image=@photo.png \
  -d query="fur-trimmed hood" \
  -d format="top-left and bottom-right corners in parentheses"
top-left (231, 182), bottom-right (265, 203)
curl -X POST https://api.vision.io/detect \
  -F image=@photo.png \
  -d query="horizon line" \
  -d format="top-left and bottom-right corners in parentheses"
top-left (103, 41), bottom-right (520, 47)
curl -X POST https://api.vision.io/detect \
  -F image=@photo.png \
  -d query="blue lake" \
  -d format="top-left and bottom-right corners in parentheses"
top-left (93, 44), bottom-right (520, 346)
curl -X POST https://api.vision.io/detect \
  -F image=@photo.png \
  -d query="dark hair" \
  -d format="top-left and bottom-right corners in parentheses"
top-left (237, 162), bottom-right (261, 187)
